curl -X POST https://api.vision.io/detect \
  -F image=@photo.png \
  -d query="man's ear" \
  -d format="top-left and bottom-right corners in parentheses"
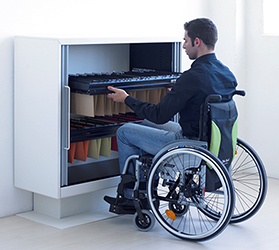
top-left (194, 37), bottom-right (202, 46)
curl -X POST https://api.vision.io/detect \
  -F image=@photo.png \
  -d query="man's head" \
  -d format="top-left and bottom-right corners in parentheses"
top-left (183, 18), bottom-right (218, 59)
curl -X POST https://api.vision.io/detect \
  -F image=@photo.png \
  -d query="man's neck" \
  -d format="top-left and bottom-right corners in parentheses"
top-left (196, 50), bottom-right (214, 59)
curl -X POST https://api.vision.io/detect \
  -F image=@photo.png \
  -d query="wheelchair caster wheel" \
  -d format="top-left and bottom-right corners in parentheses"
top-left (133, 209), bottom-right (155, 232)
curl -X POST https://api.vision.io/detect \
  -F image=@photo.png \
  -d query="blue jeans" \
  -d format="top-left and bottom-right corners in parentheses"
top-left (116, 119), bottom-right (186, 178)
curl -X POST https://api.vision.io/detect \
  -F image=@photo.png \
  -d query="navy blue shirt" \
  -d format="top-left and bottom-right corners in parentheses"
top-left (125, 53), bottom-right (238, 138)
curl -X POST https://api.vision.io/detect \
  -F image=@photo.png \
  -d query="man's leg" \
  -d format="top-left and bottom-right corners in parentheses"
top-left (117, 120), bottom-right (183, 174)
top-left (104, 120), bottom-right (184, 204)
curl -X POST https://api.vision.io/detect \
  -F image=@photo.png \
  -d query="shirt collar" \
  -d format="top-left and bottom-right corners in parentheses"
top-left (191, 53), bottom-right (217, 67)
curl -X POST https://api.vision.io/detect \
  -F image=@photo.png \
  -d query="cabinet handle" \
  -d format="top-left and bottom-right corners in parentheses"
top-left (64, 86), bottom-right (71, 150)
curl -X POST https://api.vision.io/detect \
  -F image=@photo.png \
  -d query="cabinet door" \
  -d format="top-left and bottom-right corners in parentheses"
top-left (14, 37), bottom-right (62, 198)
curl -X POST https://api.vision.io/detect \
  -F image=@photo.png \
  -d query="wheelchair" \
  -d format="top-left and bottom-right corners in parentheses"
top-left (104, 90), bottom-right (267, 241)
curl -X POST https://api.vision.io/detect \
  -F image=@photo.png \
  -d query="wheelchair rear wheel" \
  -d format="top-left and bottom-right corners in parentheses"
top-left (147, 145), bottom-right (235, 241)
top-left (230, 138), bottom-right (267, 223)
top-left (187, 138), bottom-right (268, 224)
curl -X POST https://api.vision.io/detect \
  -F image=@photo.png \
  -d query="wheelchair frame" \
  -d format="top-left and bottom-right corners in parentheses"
top-left (106, 90), bottom-right (267, 241)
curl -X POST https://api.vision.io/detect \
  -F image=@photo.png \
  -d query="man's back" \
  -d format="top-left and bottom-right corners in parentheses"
top-left (176, 53), bottom-right (237, 138)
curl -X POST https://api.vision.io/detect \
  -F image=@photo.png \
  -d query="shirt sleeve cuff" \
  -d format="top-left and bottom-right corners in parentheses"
top-left (124, 95), bottom-right (137, 107)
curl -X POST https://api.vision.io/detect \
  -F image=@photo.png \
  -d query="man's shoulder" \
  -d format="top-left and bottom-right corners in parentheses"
top-left (180, 68), bottom-right (197, 78)
top-left (174, 68), bottom-right (201, 90)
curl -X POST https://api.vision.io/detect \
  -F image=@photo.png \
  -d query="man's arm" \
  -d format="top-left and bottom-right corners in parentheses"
top-left (106, 72), bottom-right (194, 124)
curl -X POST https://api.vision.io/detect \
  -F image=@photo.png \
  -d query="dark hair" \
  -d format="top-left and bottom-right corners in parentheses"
top-left (184, 18), bottom-right (218, 50)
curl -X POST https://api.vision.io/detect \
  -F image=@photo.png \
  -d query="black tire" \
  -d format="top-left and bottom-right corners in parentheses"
top-left (133, 209), bottom-right (155, 232)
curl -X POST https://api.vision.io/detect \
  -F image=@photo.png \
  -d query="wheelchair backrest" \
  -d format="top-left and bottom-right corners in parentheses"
top-left (209, 100), bottom-right (238, 167)
top-left (199, 91), bottom-right (244, 168)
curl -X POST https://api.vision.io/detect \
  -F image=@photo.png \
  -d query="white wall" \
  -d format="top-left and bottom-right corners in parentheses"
top-left (1, 0), bottom-right (276, 218)
top-left (197, 0), bottom-right (279, 179)
top-left (243, 0), bottom-right (279, 178)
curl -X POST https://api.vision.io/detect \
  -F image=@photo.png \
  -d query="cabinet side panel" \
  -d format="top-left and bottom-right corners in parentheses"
top-left (14, 37), bottom-right (61, 198)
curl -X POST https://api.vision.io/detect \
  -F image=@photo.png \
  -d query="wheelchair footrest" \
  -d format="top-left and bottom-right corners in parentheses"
top-left (109, 204), bottom-right (136, 215)
top-left (106, 196), bottom-right (150, 215)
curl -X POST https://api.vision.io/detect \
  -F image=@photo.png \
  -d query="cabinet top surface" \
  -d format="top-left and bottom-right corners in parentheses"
top-left (14, 35), bottom-right (182, 45)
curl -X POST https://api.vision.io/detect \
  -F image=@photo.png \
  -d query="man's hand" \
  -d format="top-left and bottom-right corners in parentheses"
top-left (107, 86), bottom-right (129, 103)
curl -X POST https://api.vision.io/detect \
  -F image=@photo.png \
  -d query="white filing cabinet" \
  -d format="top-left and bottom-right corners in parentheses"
top-left (14, 36), bottom-right (181, 219)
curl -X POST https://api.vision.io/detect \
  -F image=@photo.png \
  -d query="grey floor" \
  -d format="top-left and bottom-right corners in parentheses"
top-left (0, 177), bottom-right (278, 250)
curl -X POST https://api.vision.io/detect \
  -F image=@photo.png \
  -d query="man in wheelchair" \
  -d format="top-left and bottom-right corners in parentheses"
top-left (104, 18), bottom-right (238, 210)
